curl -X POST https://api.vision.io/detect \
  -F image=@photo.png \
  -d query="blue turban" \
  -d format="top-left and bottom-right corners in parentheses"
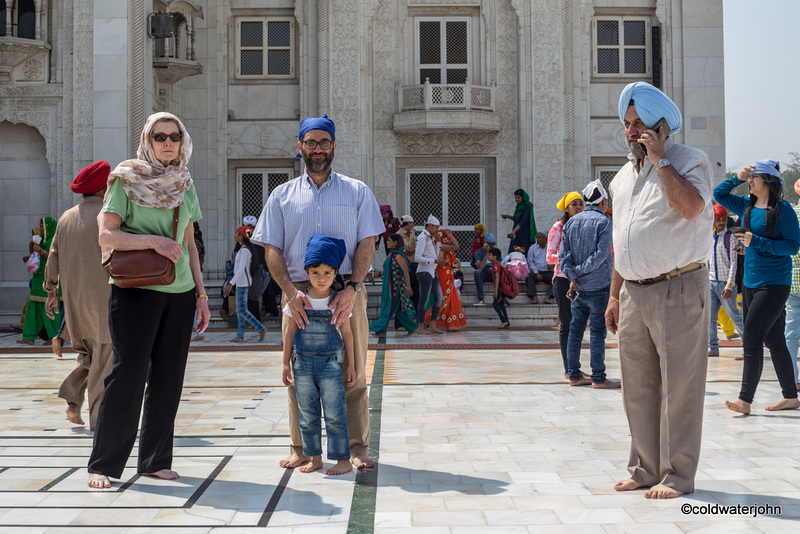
top-left (752, 159), bottom-right (783, 185)
top-left (299, 113), bottom-right (335, 142)
top-left (304, 234), bottom-right (346, 270)
top-left (618, 82), bottom-right (682, 135)
top-left (485, 233), bottom-right (496, 243)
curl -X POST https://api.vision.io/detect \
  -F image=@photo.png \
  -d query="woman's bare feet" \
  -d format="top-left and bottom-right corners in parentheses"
top-left (351, 456), bottom-right (374, 469)
top-left (614, 478), bottom-right (647, 492)
top-left (325, 460), bottom-right (353, 475)
top-left (765, 398), bottom-right (800, 411)
top-left (725, 399), bottom-right (751, 415)
top-left (299, 456), bottom-right (323, 473)
top-left (142, 469), bottom-right (180, 480)
top-left (644, 483), bottom-right (684, 499)
top-left (88, 473), bottom-right (111, 488)
top-left (372, 332), bottom-right (387, 338)
top-left (66, 403), bottom-right (84, 425)
top-left (16, 338), bottom-right (34, 345)
top-left (279, 452), bottom-right (309, 469)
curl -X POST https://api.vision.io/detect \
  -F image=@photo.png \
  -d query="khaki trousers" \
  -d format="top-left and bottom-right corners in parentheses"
top-left (618, 267), bottom-right (709, 494)
top-left (57, 339), bottom-right (113, 431)
top-left (281, 284), bottom-right (370, 458)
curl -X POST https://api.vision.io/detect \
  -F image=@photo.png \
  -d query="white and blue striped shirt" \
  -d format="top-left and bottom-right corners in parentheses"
top-left (251, 171), bottom-right (384, 282)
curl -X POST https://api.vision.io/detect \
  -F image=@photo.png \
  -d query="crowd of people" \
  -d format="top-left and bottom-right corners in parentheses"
top-left (11, 81), bottom-right (800, 499)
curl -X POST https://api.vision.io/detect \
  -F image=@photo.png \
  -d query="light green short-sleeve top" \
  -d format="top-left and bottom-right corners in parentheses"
top-left (103, 179), bottom-right (202, 293)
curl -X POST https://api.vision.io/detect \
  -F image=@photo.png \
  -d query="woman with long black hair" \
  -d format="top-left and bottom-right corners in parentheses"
top-left (715, 160), bottom-right (800, 414)
top-left (223, 226), bottom-right (268, 343)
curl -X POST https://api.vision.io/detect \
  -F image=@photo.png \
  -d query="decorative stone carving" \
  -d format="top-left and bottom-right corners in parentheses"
top-left (590, 119), bottom-right (628, 157)
top-left (0, 37), bottom-right (51, 83)
top-left (227, 121), bottom-right (300, 160)
top-left (396, 131), bottom-right (498, 156)
top-left (23, 59), bottom-right (43, 81)
top-left (393, 110), bottom-right (501, 132)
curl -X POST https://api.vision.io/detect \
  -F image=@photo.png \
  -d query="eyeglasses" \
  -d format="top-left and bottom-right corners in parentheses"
top-left (151, 132), bottom-right (183, 143)
top-left (300, 139), bottom-right (333, 150)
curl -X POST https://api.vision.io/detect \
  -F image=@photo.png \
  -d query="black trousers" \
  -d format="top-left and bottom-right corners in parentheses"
top-left (552, 276), bottom-right (571, 373)
top-left (739, 284), bottom-right (798, 403)
top-left (395, 263), bottom-right (419, 330)
top-left (526, 270), bottom-right (554, 298)
top-left (88, 286), bottom-right (195, 478)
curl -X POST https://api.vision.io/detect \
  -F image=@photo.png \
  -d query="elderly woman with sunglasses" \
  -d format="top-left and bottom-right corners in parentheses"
top-left (87, 112), bottom-right (208, 488)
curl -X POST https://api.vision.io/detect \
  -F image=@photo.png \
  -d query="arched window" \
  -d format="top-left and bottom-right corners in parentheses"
top-left (0, 1), bottom-right (7, 37)
top-left (18, 0), bottom-right (35, 39)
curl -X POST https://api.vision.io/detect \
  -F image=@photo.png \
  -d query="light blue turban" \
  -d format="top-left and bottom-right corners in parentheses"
top-left (751, 159), bottom-right (783, 185)
top-left (618, 82), bottom-right (682, 135)
top-left (484, 233), bottom-right (496, 243)
top-left (299, 113), bottom-right (335, 141)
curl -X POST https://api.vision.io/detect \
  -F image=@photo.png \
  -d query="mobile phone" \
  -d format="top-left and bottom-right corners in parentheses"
top-left (651, 117), bottom-right (671, 137)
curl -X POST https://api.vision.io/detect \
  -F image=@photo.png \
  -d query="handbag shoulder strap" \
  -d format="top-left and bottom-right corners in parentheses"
top-left (171, 206), bottom-right (180, 241)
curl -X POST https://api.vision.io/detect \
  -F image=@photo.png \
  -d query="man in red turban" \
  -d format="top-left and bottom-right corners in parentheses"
top-left (43, 161), bottom-right (114, 430)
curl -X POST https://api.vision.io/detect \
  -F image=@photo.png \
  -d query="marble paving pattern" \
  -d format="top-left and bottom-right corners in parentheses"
top-left (0, 327), bottom-right (798, 532)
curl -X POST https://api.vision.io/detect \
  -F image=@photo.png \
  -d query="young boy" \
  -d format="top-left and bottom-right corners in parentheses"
top-left (282, 234), bottom-right (356, 475)
top-left (488, 247), bottom-right (510, 329)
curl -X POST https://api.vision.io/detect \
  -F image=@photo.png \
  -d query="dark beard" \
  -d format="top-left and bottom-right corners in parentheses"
top-left (301, 147), bottom-right (335, 173)
top-left (626, 137), bottom-right (647, 160)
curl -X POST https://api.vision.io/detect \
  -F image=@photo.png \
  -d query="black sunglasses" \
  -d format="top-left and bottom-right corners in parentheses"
top-left (151, 132), bottom-right (183, 143)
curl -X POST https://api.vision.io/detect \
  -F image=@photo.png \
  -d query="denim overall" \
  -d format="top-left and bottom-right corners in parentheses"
top-left (292, 305), bottom-right (350, 460)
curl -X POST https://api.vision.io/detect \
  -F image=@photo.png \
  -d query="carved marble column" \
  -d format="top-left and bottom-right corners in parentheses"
top-left (129, 0), bottom-right (147, 156)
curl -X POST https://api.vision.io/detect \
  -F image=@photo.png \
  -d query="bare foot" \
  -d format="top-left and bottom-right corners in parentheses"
top-left (191, 335), bottom-right (205, 342)
top-left (16, 339), bottom-right (34, 345)
top-left (325, 460), bottom-right (353, 475)
top-left (229, 337), bottom-right (244, 343)
top-left (592, 379), bottom-right (621, 389)
top-left (765, 398), bottom-right (800, 411)
top-left (725, 399), bottom-right (751, 415)
top-left (142, 469), bottom-right (180, 480)
top-left (406, 329), bottom-right (417, 337)
top-left (372, 332), bottom-right (387, 338)
top-left (563, 372), bottom-right (569, 380)
top-left (299, 456), bottom-right (323, 473)
top-left (351, 456), bottom-right (374, 469)
top-left (66, 403), bottom-right (85, 425)
top-left (644, 483), bottom-right (684, 499)
top-left (52, 337), bottom-right (63, 357)
top-left (279, 452), bottom-right (309, 469)
top-left (569, 378), bottom-right (592, 386)
top-left (614, 478), bottom-right (647, 492)
top-left (259, 329), bottom-right (267, 342)
top-left (430, 325), bottom-right (445, 334)
top-left (88, 473), bottom-right (111, 488)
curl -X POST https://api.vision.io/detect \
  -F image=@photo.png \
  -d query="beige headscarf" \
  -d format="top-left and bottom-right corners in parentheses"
top-left (106, 112), bottom-right (194, 209)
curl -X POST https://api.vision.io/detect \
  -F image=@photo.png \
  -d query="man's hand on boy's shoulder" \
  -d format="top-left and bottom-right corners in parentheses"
top-left (330, 286), bottom-right (356, 327)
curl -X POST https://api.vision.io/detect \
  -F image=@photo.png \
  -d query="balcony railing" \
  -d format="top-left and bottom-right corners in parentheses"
top-left (397, 79), bottom-right (495, 112)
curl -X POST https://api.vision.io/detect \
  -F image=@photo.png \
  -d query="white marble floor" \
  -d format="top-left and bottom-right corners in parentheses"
top-left (0, 327), bottom-right (798, 533)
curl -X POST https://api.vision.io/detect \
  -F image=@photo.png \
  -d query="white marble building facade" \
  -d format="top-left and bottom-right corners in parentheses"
top-left (0, 0), bottom-right (724, 308)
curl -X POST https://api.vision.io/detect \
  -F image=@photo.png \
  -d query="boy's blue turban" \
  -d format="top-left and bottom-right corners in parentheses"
top-left (304, 234), bottom-right (346, 270)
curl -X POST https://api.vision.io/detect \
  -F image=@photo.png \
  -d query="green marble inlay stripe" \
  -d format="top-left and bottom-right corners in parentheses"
top-left (346, 342), bottom-right (386, 534)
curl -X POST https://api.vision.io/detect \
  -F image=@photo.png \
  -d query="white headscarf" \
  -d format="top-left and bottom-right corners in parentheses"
top-left (106, 112), bottom-right (194, 209)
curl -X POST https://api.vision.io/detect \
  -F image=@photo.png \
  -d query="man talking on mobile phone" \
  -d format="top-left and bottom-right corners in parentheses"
top-left (605, 82), bottom-right (714, 499)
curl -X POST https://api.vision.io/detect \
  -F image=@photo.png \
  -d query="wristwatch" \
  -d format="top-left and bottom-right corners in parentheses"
top-left (656, 158), bottom-right (671, 170)
top-left (347, 281), bottom-right (363, 292)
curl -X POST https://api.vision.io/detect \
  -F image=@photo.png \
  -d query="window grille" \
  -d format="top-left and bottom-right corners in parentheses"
top-left (407, 170), bottom-right (484, 262)
top-left (237, 169), bottom-right (292, 224)
top-left (595, 166), bottom-right (621, 208)
top-left (416, 18), bottom-right (470, 84)
top-left (236, 17), bottom-right (294, 79)
top-left (593, 16), bottom-right (650, 77)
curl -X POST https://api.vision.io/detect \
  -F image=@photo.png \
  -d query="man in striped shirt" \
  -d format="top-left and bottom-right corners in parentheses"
top-left (253, 114), bottom-right (384, 470)
top-left (707, 204), bottom-right (744, 357)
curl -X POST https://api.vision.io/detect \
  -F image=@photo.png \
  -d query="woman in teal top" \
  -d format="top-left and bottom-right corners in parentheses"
top-left (714, 159), bottom-right (800, 415)
top-left (87, 112), bottom-right (209, 489)
top-left (369, 234), bottom-right (417, 336)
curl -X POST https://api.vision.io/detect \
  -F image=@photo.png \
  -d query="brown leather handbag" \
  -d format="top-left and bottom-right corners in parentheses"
top-left (107, 206), bottom-right (181, 289)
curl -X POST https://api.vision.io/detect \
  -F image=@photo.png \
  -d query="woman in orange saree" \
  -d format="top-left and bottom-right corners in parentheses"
top-left (425, 229), bottom-right (467, 331)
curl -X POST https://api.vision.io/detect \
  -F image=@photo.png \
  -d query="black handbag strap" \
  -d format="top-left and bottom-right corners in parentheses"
top-left (171, 206), bottom-right (180, 241)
